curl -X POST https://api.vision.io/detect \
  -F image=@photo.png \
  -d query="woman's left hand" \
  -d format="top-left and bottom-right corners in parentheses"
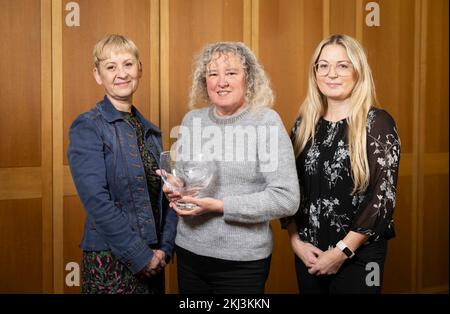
top-left (307, 248), bottom-right (347, 276)
top-left (171, 196), bottom-right (224, 216)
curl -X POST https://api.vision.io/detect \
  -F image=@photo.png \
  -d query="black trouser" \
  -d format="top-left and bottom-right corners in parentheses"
top-left (295, 239), bottom-right (387, 294)
top-left (176, 245), bottom-right (271, 294)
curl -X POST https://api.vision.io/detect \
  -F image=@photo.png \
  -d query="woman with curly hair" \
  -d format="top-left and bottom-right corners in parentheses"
top-left (162, 41), bottom-right (300, 294)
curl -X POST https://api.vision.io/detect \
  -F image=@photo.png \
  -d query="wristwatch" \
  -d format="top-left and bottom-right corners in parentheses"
top-left (336, 240), bottom-right (355, 259)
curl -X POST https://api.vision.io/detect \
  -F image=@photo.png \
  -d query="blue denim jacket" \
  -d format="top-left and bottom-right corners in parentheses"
top-left (67, 96), bottom-right (177, 274)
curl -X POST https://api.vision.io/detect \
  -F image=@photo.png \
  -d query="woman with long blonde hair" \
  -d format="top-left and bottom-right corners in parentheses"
top-left (282, 34), bottom-right (401, 293)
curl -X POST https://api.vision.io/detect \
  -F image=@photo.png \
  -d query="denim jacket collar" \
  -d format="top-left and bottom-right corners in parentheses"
top-left (97, 95), bottom-right (161, 135)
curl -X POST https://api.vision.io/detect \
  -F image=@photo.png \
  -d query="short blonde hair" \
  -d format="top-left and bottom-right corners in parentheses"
top-left (93, 34), bottom-right (140, 69)
top-left (188, 41), bottom-right (274, 110)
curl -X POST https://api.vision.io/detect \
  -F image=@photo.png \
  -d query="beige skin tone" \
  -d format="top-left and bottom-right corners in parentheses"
top-left (157, 52), bottom-right (248, 217)
top-left (94, 50), bottom-right (166, 277)
top-left (93, 51), bottom-right (142, 112)
top-left (287, 44), bottom-right (368, 276)
top-left (316, 44), bottom-right (357, 122)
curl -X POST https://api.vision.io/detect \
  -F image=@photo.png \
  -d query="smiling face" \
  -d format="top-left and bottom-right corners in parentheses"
top-left (315, 44), bottom-right (357, 103)
top-left (206, 52), bottom-right (247, 116)
top-left (93, 50), bottom-right (142, 105)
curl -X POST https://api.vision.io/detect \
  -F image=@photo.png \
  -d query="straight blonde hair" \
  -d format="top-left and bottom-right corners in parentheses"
top-left (293, 34), bottom-right (377, 194)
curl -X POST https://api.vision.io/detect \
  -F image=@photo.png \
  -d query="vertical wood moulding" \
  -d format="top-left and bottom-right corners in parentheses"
top-left (411, 0), bottom-right (422, 293)
top-left (160, 0), bottom-right (170, 151)
top-left (41, 0), bottom-right (53, 293)
top-left (150, 0), bottom-right (160, 127)
top-left (323, 0), bottom-right (330, 38)
top-left (355, 0), bottom-right (363, 42)
top-left (251, 0), bottom-right (259, 58)
top-left (243, 0), bottom-right (252, 48)
top-left (52, 0), bottom-right (64, 294)
top-left (417, 0), bottom-right (428, 292)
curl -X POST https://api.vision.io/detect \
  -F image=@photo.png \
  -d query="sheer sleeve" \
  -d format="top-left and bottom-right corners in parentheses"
top-left (351, 109), bottom-right (401, 240)
top-left (280, 117), bottom-right (302, 229)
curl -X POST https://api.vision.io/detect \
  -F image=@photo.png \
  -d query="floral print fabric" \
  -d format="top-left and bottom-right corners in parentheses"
top-left (289, 108), bottom-right (400, 250)
top-left (82, 250), bottom-right (164, 294)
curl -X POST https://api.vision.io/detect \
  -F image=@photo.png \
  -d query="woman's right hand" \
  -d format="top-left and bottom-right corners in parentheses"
top-left (287, 222), bottom-right (323, 268)
top-left (291, 236), bottom-right (323, 268)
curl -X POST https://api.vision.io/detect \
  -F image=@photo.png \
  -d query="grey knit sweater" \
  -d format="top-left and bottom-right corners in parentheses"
top-left (174, 105), bottom-right (300, 261)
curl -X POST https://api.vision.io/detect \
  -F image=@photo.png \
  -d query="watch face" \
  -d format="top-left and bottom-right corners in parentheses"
top-left (343, 247), bottom-right (353, 258)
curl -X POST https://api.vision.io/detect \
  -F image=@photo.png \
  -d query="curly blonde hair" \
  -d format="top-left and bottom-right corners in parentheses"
top-left (188, 42), bottom-right (274, 110)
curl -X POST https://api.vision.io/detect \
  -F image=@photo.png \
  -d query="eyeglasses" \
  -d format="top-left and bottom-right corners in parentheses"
top-left (314, 61), bottom-right (354, 77)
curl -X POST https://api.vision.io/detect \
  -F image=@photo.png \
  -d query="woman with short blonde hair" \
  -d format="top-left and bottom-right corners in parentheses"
top-left (68, 34), bottom-right (177, 294)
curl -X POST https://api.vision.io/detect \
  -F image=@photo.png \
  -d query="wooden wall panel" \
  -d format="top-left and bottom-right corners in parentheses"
top-left (63, 196), bottom-right (85, 293)
top-left (0, 199), bottom-right (43, 293)
top-left (419, 0), bottom-right (449, 292)
top-left (423, 0), bottom-right (448, 153)
top-left (362, 1), bottom-right (419, 293)
top-left (258, 0), bottom-right (323, 293)
top-left (382, 177), bottom-right (414, 292)
top-left (168, 0), bottom-right (244, 137)
top-left (62, 0), bottom-right (154, 165)
top-left (0, 0), bottom-right (52, 294)
top-left (0, 168), bottom-right (42, 200)
top-left (259, 0), bottom-right (323, 130)
top-left (421, 175), bottom-right (448, 289)
top-left (363, 0), bottom-right (415, 154)
top-left (0, 0), bottom-right (41, 167)
top-left (266, 222), bottom-right (298, 293)
top-left (329, 0), bottom-right (356, 37)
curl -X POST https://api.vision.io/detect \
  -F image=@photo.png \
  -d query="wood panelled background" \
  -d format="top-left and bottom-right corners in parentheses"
top-left (0, 0), bottom-right (447, 294)
top-left (0, 0), bottom-right (53, 293)
top-left (361, 0), bottom-right (417, 293)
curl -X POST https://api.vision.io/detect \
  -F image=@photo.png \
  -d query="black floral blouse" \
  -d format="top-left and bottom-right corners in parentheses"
top-left (285, 108), bottom-right (401, 251)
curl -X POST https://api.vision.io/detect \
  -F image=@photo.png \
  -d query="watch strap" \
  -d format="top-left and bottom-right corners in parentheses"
top-left (336, 240), bottom-right (355, 259)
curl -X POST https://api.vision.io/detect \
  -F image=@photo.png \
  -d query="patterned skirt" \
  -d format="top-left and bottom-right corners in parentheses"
top-left (82, 251), bottom-right (165, 294)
